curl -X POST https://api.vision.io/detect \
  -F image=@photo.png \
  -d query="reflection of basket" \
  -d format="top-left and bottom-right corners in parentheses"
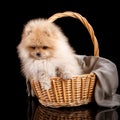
top-left (31, 11), bottom-right (99, 108)
top-left (33, 103), bottom-right (96, 120)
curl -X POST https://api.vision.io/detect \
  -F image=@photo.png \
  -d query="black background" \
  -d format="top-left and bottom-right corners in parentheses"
top-left (2, 1), bottom-right (120, 119)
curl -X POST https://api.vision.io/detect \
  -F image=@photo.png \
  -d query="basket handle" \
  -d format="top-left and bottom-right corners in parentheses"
top-left (48, 11), bottom-right (99, 56)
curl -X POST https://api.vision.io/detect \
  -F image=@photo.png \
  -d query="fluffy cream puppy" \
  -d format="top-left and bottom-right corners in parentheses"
top-left (17, 18), bottom-right (83, 96)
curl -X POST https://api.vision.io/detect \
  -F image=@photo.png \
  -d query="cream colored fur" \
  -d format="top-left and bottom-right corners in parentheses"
top-left (17, 18), bottom-right (83, 96)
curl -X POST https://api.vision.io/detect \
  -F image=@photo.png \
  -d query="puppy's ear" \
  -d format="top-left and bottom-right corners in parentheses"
top-left (25, 27), bottom-right (32, 36)
top-left (44, 30), bottom-right (50, 37)
top-left (26, 29), bottom-right (32, 36)
top-left (43, 26), bottom-right (57, 37)
top-left (22, 27), bottom-right (32, 39)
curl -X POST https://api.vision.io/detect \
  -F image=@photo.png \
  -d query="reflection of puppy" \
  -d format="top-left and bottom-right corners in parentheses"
top-left (17, 18), bottom-right (83, 96)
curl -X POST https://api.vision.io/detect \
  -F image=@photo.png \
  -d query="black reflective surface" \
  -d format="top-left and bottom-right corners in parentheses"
top-left (26, 97), bottom-right (120, 120)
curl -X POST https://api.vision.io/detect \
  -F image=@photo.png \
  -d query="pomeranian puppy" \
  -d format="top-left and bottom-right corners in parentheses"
top-left (17, 18), bottom-right (83, 96)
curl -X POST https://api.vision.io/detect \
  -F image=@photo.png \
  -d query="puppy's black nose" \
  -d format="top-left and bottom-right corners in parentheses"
top-left (36, 52), bottom-right (41, 57)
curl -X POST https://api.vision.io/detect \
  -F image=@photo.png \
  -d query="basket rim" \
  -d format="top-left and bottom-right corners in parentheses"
top-left (50, 72), bottom-right (95, 80)
top-left (31, 73), bottom-right (95, 82)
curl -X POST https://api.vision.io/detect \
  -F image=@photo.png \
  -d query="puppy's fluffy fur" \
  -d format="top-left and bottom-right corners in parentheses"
top-left (17, 18), bottom-right (83, 96)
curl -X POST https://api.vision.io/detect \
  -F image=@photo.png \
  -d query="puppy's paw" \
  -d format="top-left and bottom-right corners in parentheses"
top-left (60, 72), bottom-right (74, 80)
top-left (27, 90), bottom-right (31, 97)
top-left (31, 89), bottom-right (35, 97)
top-left (41, 81), bottom-right (51, 90)
top-left (39, 75), bottom-right (51, 90)
top-left (26, 80), bottom-right (35, 97)
top-left (26, 87), bottom-right (35, 97)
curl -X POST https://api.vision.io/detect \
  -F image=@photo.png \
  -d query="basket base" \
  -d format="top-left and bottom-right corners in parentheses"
top-left (39, 99), bottom-right (95, 108)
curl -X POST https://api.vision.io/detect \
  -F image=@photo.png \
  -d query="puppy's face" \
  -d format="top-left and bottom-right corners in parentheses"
top-left (26, 29), bottom-right (56, 60)
top-left (19, 20), bottom-right (60, 60)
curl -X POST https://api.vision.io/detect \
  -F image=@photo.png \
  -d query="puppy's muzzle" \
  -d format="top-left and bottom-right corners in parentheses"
top-left (36, 52), bottom-right (41, 57)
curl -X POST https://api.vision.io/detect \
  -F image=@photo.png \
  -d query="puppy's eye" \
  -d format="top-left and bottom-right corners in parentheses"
top-left (30, 46), bottom-right (36, 49)
top-left (42, 46), bottom-right (48, 49)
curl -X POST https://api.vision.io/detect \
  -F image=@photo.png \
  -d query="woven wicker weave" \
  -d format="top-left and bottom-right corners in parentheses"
top-left (31, 11), bottom-right (99, 108)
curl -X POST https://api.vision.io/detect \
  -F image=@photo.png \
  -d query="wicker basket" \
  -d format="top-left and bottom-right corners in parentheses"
top-left (31, 11), bottom-right (99, 108)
